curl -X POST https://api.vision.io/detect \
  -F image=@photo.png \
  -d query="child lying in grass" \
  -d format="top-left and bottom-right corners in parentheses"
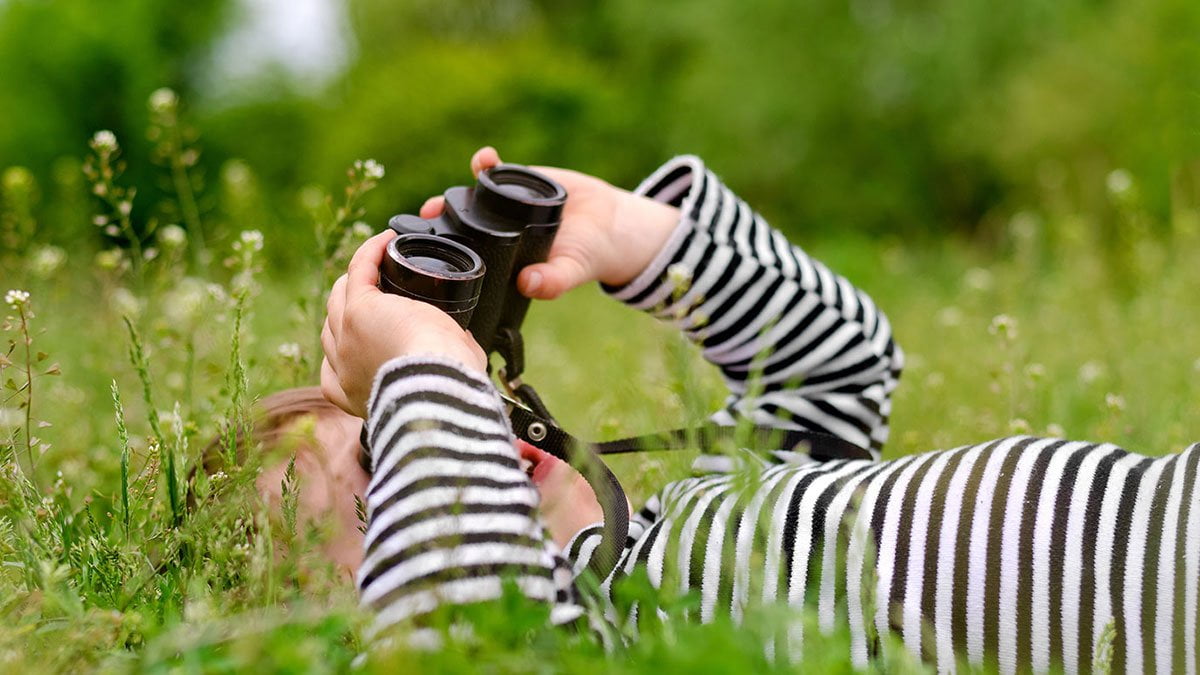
top-left (265, 147), bottom-right (1198, 673)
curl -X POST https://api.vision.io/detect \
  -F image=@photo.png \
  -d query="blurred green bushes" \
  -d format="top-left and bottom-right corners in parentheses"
top-left (1, 0), bottom-right (1197, 251)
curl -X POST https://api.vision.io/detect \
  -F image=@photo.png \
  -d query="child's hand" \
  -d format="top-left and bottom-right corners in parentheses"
top-left (419, 147), bottom-right (681, 300)
top-left (320, 231), bottom-right (488, 418)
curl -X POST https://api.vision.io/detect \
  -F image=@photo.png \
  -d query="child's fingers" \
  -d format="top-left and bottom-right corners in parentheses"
top-left (346, 231), bottom-right (396, 301)
top-left (419, 196), bottom-right (445, 219)
top-left (326, 274), bottom-right (347, 328)
top-left (517, 254), bottom-right (590, 300)
top-left (320, 319), bottom-right (337, 361)
top-left (471, 146), bottom-right (502, 177)
top-left (320, 357), bottom-right (354, 416)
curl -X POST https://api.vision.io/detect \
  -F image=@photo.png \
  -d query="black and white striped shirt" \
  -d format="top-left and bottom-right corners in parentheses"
top-left (358, 157), bottom-right (1199, 673)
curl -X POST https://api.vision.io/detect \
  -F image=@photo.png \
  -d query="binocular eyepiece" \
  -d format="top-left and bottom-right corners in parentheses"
top-left (379, 234), bottom-right (484, 328)
top-left (379, 164), bottom-right (566, 353)
top-left (371, 165), bottom-right (632, 581)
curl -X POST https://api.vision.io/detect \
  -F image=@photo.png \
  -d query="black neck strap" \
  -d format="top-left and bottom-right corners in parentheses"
top-left (359, 376), bottom-right (872, 582)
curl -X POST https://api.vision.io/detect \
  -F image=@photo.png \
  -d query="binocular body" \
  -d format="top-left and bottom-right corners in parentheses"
top-left (373, 164), bottom-right (633, 579)
top-left (380, 164), bottom-right (566, 357)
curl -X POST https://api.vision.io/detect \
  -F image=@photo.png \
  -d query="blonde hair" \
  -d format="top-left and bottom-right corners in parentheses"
top-left (197, 386), bottom-right (344, 480)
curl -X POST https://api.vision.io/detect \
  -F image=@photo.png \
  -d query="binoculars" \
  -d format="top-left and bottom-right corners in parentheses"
top-left (380, 164), bottom-right (566, 360)
top-left (375, 165), bottom-right (631, 580)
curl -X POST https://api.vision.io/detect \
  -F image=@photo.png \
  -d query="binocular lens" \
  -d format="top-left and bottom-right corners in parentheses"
top-left (489, 169), bottom-right (560, 201)
top-left (379, 234), bottom-right (485, 329)
top-left (473, 165), bottom-right (567, 226)
top-left (406, 254), bottom-right (471, 275)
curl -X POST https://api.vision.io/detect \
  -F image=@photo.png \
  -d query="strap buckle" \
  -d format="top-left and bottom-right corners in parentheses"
top-left (498, 367), bottom-right (524, 399)
top-left (498, 390), bottom-right (532, 415)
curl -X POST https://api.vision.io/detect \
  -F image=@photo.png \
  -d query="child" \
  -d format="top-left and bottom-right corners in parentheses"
top-left (306, 148), bottom-right (1198, 673)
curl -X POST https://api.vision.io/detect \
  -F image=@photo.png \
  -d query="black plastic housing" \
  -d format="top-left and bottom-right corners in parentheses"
top-left (383, 164), bottom-right (566, 356)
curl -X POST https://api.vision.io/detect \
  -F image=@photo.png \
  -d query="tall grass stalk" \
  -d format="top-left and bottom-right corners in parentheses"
top-left (122, 314), bottom-right (183, 526)
top-left (121, 315), bottom-right (163, 444)
top-left (224, 291), bottom-right (250, 467)
top-left (110, 380), bottom-right (132, 543)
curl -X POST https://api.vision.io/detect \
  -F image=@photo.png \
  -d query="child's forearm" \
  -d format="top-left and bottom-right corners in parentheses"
top-left (604, 156), bottom-right (904, 454)
top-left (358, 356), bottom-right (583, 634)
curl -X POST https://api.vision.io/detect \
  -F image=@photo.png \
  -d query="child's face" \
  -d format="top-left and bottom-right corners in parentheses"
top-left (256, 408), bottom-right (369, 577)
top-left (258, 408), bottom-right (604, 577)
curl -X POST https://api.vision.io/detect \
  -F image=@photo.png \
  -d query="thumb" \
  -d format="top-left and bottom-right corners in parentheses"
top-left (517, 255), bottom-right (591, 300)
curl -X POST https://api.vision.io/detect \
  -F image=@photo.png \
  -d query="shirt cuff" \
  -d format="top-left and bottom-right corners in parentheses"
top-left (600, 155), bottom-right (708, 301)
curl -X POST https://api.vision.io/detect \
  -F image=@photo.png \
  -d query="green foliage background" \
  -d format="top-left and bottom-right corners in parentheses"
top-left (0, 0), bottom-right (1198, 671)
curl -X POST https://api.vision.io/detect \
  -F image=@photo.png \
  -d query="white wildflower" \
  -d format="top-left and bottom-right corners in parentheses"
top-left (277, 342), bottom-right (302, 362)
top-left (110, 288), bottom-right (142, 318)
top-left (222, 160), bottom-right (251, 187)
top-left (163, 279), bottom-right (206, 325)
top-left (351, 221), bottom-right (373, 239)
top-left (1024, 363), bottom-right (1046, 381)
top-left (142, 247), bottom-right (159, 261)
top-left (205, 283), bottom-right (228, 304)
top-left (1078, 360), bottom-right (1105, 384)
top-left (91, 130), bottom-right (118, 153)
top-left (1008, 418), bottom-right (1032, 435)
top-left (93, 215), bottom-right (109, 227)
top-left (117, 201), bottom-right (132, 216)
top-left (234, 230), bottom-right (264, 252)
top-left (964, 267), bottom-right (993, 292)
top-left (1008, 211), bottom-right (1039, 242)
top-left (158, 224), bottom-right (187, 249)
top-left (667, 263), bottom-right (693, 287)
top-left (1105, 392), bottom-right (1126, 413)
top-left (356, 159), bottom-right (385, 180)
top-left (4, 289), bottom-right (30, 310)
top-left (988, 314), bottom-right (1018, 341)
top-left (1106, 169), bottom-right (1133, 197)
top-left (104, 225), bottom-right (120, 237)
top-left (1045, 423), bottom-right (1066, 438)
top-left (30, 246), bottom-right (66, 278)
top-left (148, 87), bottom-right (178, 114)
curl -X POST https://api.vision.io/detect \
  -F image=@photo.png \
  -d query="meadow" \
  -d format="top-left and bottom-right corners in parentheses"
top-left (2, 0), bottom-right (1198, 667)
top-left (1, 93), bottom-right (1197, 671)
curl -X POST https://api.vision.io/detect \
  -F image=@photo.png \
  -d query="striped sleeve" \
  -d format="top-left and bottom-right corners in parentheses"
top-left (604, 156), bottom-right (904, 455)
top-left (587, 436), bottom-right (1199, 671)
top-left (357, 355), bottom-right (585, 637)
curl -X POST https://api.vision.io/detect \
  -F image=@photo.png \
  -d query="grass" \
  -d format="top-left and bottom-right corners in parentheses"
top-left (1, 117), bottom-right (1198, 672)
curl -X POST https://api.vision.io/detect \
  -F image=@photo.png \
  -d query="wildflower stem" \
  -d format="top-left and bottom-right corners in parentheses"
top-left (118, 207), bottom-right (143, 287)
top-left (17, 304), bottom-right (36, 479)
top-left (184, 336), bottom-right (195, 416)
top-left (169, 134), bottom-right (206, 270)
